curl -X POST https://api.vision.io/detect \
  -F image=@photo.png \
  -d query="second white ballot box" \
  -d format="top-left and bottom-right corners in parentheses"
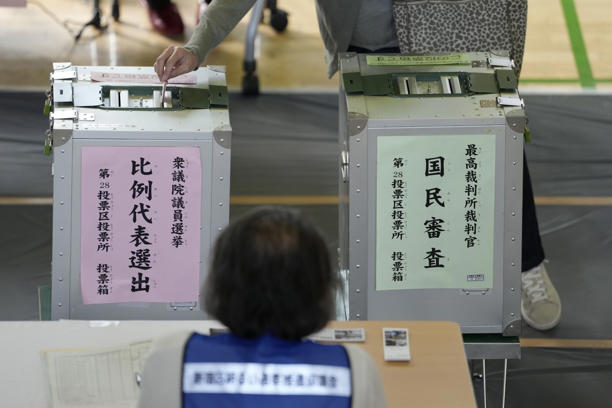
top-left (339, 52), bottom-right (525, 337)
top-left (47, 64), bottom-right (231, 320)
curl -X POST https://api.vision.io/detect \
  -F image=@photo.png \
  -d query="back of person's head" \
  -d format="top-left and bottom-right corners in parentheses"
top-left (204, 207), bottom-right (336, 341)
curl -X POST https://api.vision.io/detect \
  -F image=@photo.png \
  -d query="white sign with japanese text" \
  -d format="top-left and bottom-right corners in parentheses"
top-left (376, 134), bottom-right (496, 290)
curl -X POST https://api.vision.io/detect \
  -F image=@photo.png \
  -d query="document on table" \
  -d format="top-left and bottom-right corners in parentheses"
top-left (42, 340), bottom-right (152, 408)
top-left (309, 328), bottom-right (366, 342)
top-left (382, 328), bottom-right (411, 362)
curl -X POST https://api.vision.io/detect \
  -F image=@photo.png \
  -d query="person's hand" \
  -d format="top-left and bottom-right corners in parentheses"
top-left (154, 46), bottom-right (198, 82)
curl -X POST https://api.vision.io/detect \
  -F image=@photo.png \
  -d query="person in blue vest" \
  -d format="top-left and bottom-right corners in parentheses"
top-left (137, 207), bottom-right (387, 408)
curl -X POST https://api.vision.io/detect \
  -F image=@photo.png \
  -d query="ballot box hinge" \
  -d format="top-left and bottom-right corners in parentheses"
top-left (51, 65), bottom-right (77, 80)
top-left (497, 95), bottom-right (525, 109)
top-left (505, 109), bottom-right (527, 134)
top-left (50, 109), bottom-right (95, 122)
top-left (347, 115), bottom-right (368, 137)
top-left (51, 119), bottom-right (73, 147)
top-left (461, 289), bottom-right (490, 296)
top-left (213, 126), bottom-right (232, 149)
top-left (340, 150), bottom-right (350, 183)
top-left (169, 302), bottom-right (197, 311)
top-left (502, 319), bottom-right (521, 336)
top-left (488, 56), bottom-right (515, 69)
top-left (50, 109), bottom-right (95, 148)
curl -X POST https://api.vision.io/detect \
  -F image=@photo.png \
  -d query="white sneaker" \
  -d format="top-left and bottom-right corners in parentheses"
top-left (521, 263), bottom-right (562, 330)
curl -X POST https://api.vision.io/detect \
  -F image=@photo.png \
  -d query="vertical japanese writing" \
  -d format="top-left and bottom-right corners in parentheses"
top-left (390, 157), bottom-right (406, 283)
top-left (97, 168), bottom-right (112, 295)
top-left (424, 156), bottom-right (446, 269)
top-left (97, 168), bottom-right (111, 252)
top-left (171, 156), bottom-right (187, 248)
top-left (97, 263), bottom-right (110, 295)
top-left (464, 144), bottom-right (479, 248)
top-left (391, 157), bottom-right (406, 240)
top-left (391, 251), bottom-right (406, 282)
top-left (129, 157), bottom-right (153, 293)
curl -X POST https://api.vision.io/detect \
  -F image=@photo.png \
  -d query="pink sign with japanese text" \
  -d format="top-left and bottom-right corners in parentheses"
top-left (81, 146), bottom-right (202, 304)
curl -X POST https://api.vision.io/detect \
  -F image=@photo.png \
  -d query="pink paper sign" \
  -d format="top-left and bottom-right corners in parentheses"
top-left (81, 146), bottom-right (202, 304)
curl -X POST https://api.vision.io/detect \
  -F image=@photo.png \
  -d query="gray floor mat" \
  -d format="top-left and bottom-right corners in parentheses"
top-left (472, 348), bottom-right (612, 408)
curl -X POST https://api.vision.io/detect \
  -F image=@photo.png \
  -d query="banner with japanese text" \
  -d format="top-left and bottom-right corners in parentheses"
top-left (81, 146), bottom-right (202, 304)
top-left (376, 134), bottom-right (496, 290)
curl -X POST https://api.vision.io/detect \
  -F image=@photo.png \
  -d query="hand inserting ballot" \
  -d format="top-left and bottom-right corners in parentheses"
top-left (154, 46), bottom-right (198, 82)
top-left (161, 80), bottom-right (167, 108)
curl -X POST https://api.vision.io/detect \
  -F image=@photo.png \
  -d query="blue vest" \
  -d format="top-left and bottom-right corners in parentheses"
top-left (182, 333), bottom-right (352, 408)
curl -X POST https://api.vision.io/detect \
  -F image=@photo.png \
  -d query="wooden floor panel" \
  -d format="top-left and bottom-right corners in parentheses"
top-left (0, 0), bottom-right (610, 89)
top-left (523, 0), bottom-right (578, 81)
top-left (575, 0), bottom-right (612, 79)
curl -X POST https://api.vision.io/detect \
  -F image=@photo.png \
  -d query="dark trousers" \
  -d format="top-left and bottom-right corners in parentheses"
top-left (522, 152), bottom-right (545, 271)
top-left (348, 45), bottom-right (546, 272)
top-left (146, 0), bottom-right (170, 9)
top-left (147, 0), bottom-right (212, 8)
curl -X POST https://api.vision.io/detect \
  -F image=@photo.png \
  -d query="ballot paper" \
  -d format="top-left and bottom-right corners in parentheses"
top-left (382, 328), bottom-right (411, 362)
top-left (309, 328), bottom-right (366, 342)
top-left (42, 340), bottom-right (152, 408)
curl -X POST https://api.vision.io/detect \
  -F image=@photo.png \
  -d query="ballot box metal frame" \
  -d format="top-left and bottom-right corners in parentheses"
top-left (338, 53), bottom-right (524, 346)
top-left (49, 64), bottom-right (231, 320)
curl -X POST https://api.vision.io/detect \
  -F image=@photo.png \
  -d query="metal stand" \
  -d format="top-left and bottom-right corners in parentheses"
top-left (75, 0), bottom-right (120, 41)
top-left (482, 359), bottom-right (487, 408)
top-left (502, 359), bottom-right (508, 408)
top-left (475, 358), bottom-right (509, 408)
top-left (242, 0), bottom-right (289, 95)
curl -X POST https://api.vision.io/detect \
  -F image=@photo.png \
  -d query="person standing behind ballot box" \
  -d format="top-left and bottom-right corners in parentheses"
top-left (153, 0), bottom-right (561, 332)
top-left (137, 208), bottom-right (387, 408)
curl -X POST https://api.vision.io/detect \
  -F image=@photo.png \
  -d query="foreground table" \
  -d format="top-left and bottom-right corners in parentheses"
top-left (0, 320), bottom-right (475, 407)
top-left (330, 321), bottom-right (476, 407)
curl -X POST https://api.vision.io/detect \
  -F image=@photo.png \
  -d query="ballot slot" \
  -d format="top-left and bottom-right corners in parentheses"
top-left (450, 76), bottom-right (462, 94)
top-left (163, 91), bottom-right (172, 108)
top-left (440, 76), bottom-right (452, 94)
top-left (395, 75), bottom-right (464, 96)
top-left (397, 77), bottom-right (410, 95)
top-left (407, 77), bottom-right (418, 95)
top-left (109, 89), bottom-right (119, 108)
top-left (396, 76), bottom-right (419, 95)
top-left (119, 90), bottom-right (129, 108)
top-left (102, 86), bottom-right (178, 109)
top-left (152, 90), bottom-right (161, 108)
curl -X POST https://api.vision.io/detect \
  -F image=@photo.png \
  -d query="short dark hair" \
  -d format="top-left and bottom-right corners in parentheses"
top-left (204, 207), bottom-right (336, 341)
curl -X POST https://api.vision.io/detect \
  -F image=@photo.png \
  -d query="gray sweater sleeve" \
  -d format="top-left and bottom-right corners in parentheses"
top-left (184, 0), bottom-right (258, 66)
top-left (344, 344), bottom-right (389, 408)
top-left (137, 331), bottom-right (194, 408)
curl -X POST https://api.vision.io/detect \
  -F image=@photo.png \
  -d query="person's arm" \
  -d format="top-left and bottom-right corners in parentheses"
top-left (155, 0), bottom-right (257, 81)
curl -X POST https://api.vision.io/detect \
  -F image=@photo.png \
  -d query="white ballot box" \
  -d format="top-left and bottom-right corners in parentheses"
top-left (338, 53), bottom-right (524, 336)
top-left (47, 64), bottom-right (231, 320)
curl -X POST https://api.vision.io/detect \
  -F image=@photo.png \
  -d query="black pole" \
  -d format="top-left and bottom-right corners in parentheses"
top-left (75, 0), bottom-right (107, 42)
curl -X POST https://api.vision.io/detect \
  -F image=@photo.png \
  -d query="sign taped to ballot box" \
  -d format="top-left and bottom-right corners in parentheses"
top-left (376, 134), bottom-right (496, 290)
top-left (80, 146), bottom-right (202, 304)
